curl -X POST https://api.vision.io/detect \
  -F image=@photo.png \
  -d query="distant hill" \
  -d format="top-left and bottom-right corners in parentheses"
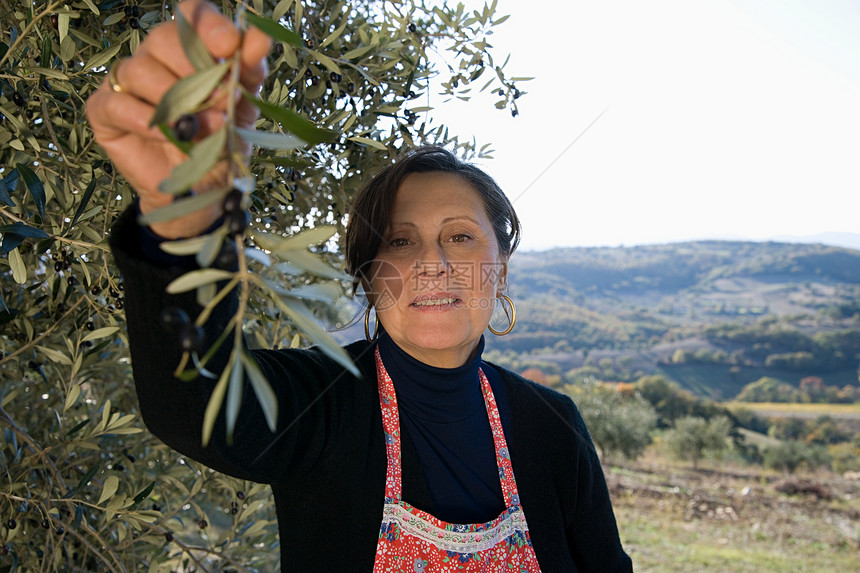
top-left (767, 232), bottom-right (860, 252)
top-left (485, 240), bottom-right (860, 398)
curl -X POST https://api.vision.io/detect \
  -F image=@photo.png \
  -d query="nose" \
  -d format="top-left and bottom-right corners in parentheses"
top-left (413, 242), bottom-right (449, 279)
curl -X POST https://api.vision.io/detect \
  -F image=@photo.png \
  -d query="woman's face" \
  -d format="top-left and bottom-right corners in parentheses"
top-left (367, 171), bottom-right (507, 368)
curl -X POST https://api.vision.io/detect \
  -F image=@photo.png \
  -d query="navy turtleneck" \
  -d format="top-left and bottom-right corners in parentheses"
top-left (377, 331), bottom-right (508, 524)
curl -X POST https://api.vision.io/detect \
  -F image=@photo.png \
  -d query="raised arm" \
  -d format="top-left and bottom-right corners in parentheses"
top-left (86, 0), bottom-right (270, 238)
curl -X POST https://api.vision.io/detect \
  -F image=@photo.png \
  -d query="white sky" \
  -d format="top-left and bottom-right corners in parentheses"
top-left (427, 0), bottom-right (860, 249)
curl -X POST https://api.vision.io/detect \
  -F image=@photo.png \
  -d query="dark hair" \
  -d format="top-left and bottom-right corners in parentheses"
top-left (344, 146), bottom-right (521, 293)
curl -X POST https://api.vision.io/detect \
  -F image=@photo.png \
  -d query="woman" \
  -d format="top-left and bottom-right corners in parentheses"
top-left (87, 1), bottom-right (633, 570)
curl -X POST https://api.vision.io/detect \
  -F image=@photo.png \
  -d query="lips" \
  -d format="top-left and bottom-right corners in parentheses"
top-left (410, 293), bottom-right (462, 308)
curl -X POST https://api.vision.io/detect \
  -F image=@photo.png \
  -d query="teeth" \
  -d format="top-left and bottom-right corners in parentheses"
top-left (413, 298), bottom-right (456, 307)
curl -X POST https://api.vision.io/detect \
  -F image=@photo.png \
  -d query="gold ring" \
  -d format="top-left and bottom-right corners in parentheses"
top-left (108, 61), bottom-right (125, 94)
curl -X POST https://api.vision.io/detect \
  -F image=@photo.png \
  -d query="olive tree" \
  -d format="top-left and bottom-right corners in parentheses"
top-left (564, 381), bottom-right (658, 462)
top-left (0, 1), bottom-right (525, 569)
top-left (662, 415), bottom-right (732, 469)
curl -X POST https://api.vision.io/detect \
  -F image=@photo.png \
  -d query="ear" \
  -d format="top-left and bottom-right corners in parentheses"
top-left (495, 258), bottom-right (508, 296)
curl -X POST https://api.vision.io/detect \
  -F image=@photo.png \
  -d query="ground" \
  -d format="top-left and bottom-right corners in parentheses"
top-left (606, 452), bottom-right (860, 572)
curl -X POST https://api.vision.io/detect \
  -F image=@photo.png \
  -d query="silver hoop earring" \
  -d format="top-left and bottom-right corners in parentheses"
top-left (488, 294), bottom-right (516, 336)
top-left (364, 306), bottom-right (379, 341)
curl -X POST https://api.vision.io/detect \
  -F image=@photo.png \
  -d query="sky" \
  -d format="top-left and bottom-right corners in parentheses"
top-left (427, 0), bottom-right (860, 250)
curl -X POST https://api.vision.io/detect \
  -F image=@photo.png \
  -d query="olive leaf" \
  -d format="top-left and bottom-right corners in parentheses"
top-left (82, 327), bottom-right (120, 343)
top-left (15, 164), bottom-right (45, 218)
top-left (271, 295), bottom-right (360, 378)
top-left (196, 227), bottom-right (229, 268)
top-left (347, 136), bottom-right (388, 151)
top-left (264, 281), bottom-right (340, 304)
top-left (98, 475), bottom-right (119, 505)
top-left (253, 226), bottom-right (336, 252)
top-left (244, 94), bottom-right (337, 145)
top-left (149, 61), bottom-right (230, 127)
top-left (176, 7), bottom-right (215, 71)
top-left (159, 235), bottom-right (211, 256)
top-left (159, 126), bottom-right (227, 194)
top-left (245, 12), bottom-right (303, 48)
top-left (202, 353), bottom-right (233, 447)
top-left (166, 269), bottom-right (235, 294)
top-left (85, 43), bottom-right (123, 70)
top-left (235, 127), bottom-right (306, 151)
top-left (225, 350), bottom-right (244, 441)
top-left (138, 189), bottom-right (226, 226)
top-left (9, 247), bottom-right (26, 284)
top-left (241, 351), bottom-right (278, 432)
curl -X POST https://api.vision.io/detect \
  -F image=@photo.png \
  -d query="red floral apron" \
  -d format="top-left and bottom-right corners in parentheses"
top-left (372, 348), bottom-right (543, 572)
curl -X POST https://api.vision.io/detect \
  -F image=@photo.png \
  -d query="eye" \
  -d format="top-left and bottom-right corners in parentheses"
top-left (388, 237), bottom-right (410, 248)
top-left (450, 233), bottom-right (472, 243)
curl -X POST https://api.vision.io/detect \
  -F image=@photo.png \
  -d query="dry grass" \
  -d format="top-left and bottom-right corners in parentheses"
top-left (606, 452), bottom-right (860, 572)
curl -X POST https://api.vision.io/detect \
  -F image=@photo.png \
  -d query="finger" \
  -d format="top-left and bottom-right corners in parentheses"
top-left (179, 0), bottom-right (242, 60)
top-left (105, 54), bottom-right (181, 107)
top-left (239, 26), bottom-right (272, 92)
top-left (86, 82), bottom-right (167, 144)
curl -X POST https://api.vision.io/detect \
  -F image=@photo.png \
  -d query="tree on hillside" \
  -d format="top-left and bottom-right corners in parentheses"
top-left (662, 415), bottom-right (732, 469)
top-left (735, 376), bottom-right (803, 403)
top-left (634, 375), bottom-right (698, 427)
top-left (564, 381), bottom-right (658, 461)
top-left (0, 1), bottom-right (523, 569)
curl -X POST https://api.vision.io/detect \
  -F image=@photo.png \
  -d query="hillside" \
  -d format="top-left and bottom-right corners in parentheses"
top-left (484, 240), bottom-right (860, 398)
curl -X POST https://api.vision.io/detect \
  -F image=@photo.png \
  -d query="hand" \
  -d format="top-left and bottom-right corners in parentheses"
top-left (86, 0), bottom-right (271, 239)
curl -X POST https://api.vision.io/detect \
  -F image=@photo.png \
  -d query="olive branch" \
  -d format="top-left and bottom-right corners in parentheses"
top-left (140, 4), bottom-right (357, 446)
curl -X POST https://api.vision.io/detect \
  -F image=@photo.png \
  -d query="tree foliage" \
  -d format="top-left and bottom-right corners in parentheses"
top-left (0, 1), bottom-right (524, 569)
top-left (661, 415), bottom-right (732, 469)
top-left (564, 381), bottom-right (657, 461)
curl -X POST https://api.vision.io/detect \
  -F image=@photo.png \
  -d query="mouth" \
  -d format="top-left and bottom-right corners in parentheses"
top-left (410, 294), bottom-right (462, 308)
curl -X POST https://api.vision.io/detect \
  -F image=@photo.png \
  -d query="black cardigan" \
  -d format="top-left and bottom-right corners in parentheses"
top-left (110, 208), bottom-right (633, 572)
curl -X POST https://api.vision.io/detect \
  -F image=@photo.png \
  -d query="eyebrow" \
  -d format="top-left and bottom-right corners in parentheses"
top-left (390, 216), bottom-right (482, 227)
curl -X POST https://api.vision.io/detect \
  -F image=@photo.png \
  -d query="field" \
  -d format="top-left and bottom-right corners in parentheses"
top-left (607, 452), bottom-right (860, 572)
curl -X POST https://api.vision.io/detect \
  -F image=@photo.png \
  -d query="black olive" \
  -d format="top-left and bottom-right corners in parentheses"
top-left (329, 72), bottom-right (342, 83)
top-left (236, 490), bottom-right (245, 500)
top-left (158, 307), bottom-right (190, 331)
top-left (128, 17), bottom-right (140, 29)
top-left (6, 518), bottom-right (16, 530)
top-left (90, 285), bottom-right (101, 295)
top-left (222, 188), bottom-right (243, 213)
top-left (179, 324), bottom-right (205, 354)
top-left (103, 162), bottom-right (113, 175)
top-left (215, 239), bottom-right (238, 270)
top-left (86, 321), bottom-right (95, 331)
top-left (226, 209), bottom-right (250, 235)
top-left (173, 114), bottom-right (199, 142)
top-left (198, 519), bottom-right (208, 529)
top-left (12, 92), bottom-right (24, 107)
top-left (165, 532), bottom-right (174, 542)
top-left (409, 23), bottom-right (417, 33)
